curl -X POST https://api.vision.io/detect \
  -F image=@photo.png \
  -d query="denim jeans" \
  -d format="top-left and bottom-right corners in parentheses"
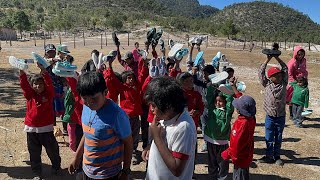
top-left (265, 115), bottom-right (285, 158)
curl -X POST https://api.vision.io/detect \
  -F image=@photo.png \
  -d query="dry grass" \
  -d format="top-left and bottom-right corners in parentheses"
top-left (0, 36), bottom-right (319, 180)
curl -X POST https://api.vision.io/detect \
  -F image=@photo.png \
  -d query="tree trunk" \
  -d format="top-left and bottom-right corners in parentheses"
top-left (20, 29), bottom-right (22, 39)
top-left (308, 42), bottom-right (311, 51)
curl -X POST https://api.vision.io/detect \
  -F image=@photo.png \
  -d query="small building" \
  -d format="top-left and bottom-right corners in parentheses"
top-left (0, 27), bottom-right (17, 41)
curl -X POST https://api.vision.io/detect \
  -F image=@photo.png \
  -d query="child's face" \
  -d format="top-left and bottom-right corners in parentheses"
top-left (168, 64), bottom-right (174, 71)
top-left (216, 96), bottom-right (226, 108)
top-left (296, 50), bottom-right (305, 61)
top-left (182, 77), bottom-right (194, 90)
top-left (297, 79), bottom-right (305, 86)
top-left (32, 79), bottom-right (45, 94)
top-left (81, 91), bottom-right (107, 110)
top-left (125, 74), bottom-right (136, 86)
top-left (135, 43), bottom-right (139, 49)
top-left (59, 52), bottom-right (66, 60)
top-left (46, 50), bottom-right (56, 58)
top-left (270, 73), bottom-right (283, 84)
top-left (150, 103), bottom-right (175, 120)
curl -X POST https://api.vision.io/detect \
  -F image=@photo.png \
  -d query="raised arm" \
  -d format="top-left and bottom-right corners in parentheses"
top-left (19, 70), bottom-right (34, 100)
top-left (258, 56), bottom-right (272, 87)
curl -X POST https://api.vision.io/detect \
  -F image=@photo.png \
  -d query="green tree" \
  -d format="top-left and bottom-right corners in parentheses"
top-left (220, 20), bottom-right (238, 39)
top-left (109, 16), bottom-right (123, 30)
top-left (12, 11), bottom-right (31, 39)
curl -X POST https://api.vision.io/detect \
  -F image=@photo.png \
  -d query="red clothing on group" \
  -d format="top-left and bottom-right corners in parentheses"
top-left (66, 77), bottom-right (83, 125)
top-left (20, 72), bottom-right (55, 127)
top-left (105, 63), bottom-right (148, 118)
top-left (184, 89), bottom-right (204, 127)
top-left (221, 115), bottom-right (256, 168)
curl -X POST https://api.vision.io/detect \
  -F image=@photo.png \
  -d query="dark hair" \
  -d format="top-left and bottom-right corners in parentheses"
top-left (77, 71), bottom-right (107, 96)
top-left (224, 67), bottom-right (234, 74)
top-left (134, 42), bottom-right (139, 46)
top-left (216, 92), bottom-right (227, 103)
top-left (203, 65), bottom-right (215, 75)
top-left (91, 49), bottom-right (100, 57)
top-left (121, 70), bottom-right (137, 83)
top-left (29, 74), bottom-right (44, 85)
top-left (114, 71), bottom-right (123, 83)
top-left (176, 72), bottom-right (192, 85)
top-left (144, 77), bottom-right (186, 113)
top-left (296, 76), bottom-right (308, 86)
top-left (166, 62), bottom-right (175, 71)
top-left (67, 55), bottom-right (74, 64)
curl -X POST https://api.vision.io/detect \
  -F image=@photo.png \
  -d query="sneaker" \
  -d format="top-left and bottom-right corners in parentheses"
top-left (219, 84), bottom-right (234, 95)
top-left (208, 71), bottom-right (229, 84)
top-left (55, 61), bottom-right (77, 71)
top-left (194, 51), bottom-right (205, 67)
top-left (149, 58), bottom-right (159, 78)
top-left (175, 48), bottom-right (189, 60)
top-left (168, 43), bottom-right (183, 58)
top-left (275, 158), bottom-right (284, 166)
top-left (52, 68), bottom-right (76, 78)
top-left (8, 56), bottom-right (28, 70)
top-left (152, 29), bottom-right (163, 46)
top-left (32, 52), bottom-right (50, 68)
top-left (103, 50), bottom-right (118, 62)
top-left (33, 176), bottom-right (42, 180)
top-left (169, 39), bottom-right (175, 49)
top-left (147, 28), bottom-right (156, 44)
top-left (258, 156), bottom-right (275, 164)
top-left (112, 32), bottom-right (120, 46)
top-left (261, 48), bottom-right (281, 56)
top-left (159, 39), bottom-right (165, 50)
top-left (189, 37), bottom-right (197, 44)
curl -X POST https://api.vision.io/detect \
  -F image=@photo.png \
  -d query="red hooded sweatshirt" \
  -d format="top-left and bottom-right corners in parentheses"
top-left (221, 115), bottom-right (256, 168)
top-left (287, 46), bottom-right (308, 83)
top-left (105, 61), bottom-right (149, 118)
top-left (184, 89), bottom-right (204, 127)
top-left (66, 77), bottom-right (83, 125)
top-left (20, 72), bottom-right (55, 127)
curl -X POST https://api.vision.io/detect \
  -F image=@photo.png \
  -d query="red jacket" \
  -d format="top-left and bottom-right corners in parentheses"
top-left (221, 115), bottom-right (256, 168)
top-left (66, 77), bottom-right (83, 125)
top-left (105, 64), bottom-right (148, 118)
top-left (184, 89), bottom-right (204, 127)
top-left (20, 72), bottom-right (55, 127)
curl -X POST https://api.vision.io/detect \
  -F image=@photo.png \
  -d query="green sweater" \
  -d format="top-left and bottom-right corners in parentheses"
top-left (204, 92), bottom-right (234, 140)
top-left (62, 88), bottom-right (75, 123)
top-left (290, 82), bottom-right (309, 108)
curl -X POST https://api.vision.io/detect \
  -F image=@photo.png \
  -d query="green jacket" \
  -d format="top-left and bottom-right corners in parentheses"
top-left (204, 93), bottom-right (234, 140)
top-left (290, 82), bottom-right (309, 108)
top-left (62, 88), bottom-right (75, 123)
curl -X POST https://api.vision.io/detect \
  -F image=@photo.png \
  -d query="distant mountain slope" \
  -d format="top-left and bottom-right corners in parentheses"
top-left (210, 1), bottom-right (320, 41)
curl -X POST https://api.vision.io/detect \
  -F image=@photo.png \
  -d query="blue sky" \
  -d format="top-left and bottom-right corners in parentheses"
top-left (199, 0), bottom-right (320, 24)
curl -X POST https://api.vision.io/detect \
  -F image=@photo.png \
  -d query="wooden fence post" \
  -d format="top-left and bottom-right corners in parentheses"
top-left (73, 33), bottom-right (76, 49)
top-left (101, 34), bottom-right (103, 49)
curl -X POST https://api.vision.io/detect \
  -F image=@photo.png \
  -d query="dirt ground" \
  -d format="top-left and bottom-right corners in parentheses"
top-left (0, 35), bottom-right (320, 180)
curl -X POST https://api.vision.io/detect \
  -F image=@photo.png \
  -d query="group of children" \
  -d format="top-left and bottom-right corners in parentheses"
top-left (15, 30), bottom-right (310, 180)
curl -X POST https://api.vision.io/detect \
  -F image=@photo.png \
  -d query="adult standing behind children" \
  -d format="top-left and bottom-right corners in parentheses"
top-left (143, 77), bottom-right (197, 180)
top-left (287, 46), bottom-right (308, 119)
top-left (68, 72), bottom-right (133, 180)
top-left (258, 55), bottom-right (288, 166)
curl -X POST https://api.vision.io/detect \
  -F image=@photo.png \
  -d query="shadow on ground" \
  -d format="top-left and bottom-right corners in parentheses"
top-left (0, 164), bottom-right (75, 180)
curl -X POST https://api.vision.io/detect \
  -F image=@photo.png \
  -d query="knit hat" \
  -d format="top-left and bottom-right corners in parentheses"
top-left (267, 67), bottom-right (282, 78)
top-left (57, 44), bottom-right (70, 54)
top-left (232, 95), bottom-right (256, 117)
top-left (44, 44), bottom-right (56, 52)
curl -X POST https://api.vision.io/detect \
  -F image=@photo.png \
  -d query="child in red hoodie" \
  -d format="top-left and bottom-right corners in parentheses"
top-left (176, 72), bottom-right (204, 127)
top-left (105, 56), bottom-right (149, 165)
top-left (19, 63), bottom-right (61, 179)
top-left (221, 95), bottom-right (256, 180)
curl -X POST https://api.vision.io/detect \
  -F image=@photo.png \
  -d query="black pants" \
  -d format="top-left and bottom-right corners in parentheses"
top-left (233, 165), bottom-right (249, 180)
top-left (141, 104), bottom-right (149, 149)
top-left (207, 142), bottom-right (229, 179)
top-left (75, 124), bottom-right (83, 149)
top-left (27, 131), bottom-right (61, 174)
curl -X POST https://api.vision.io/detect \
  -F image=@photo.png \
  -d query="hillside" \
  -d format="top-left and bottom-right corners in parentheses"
top-left (0, 0), bottom-right (319, 43)
top-left (210, 1), bottom-right (320, 42)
